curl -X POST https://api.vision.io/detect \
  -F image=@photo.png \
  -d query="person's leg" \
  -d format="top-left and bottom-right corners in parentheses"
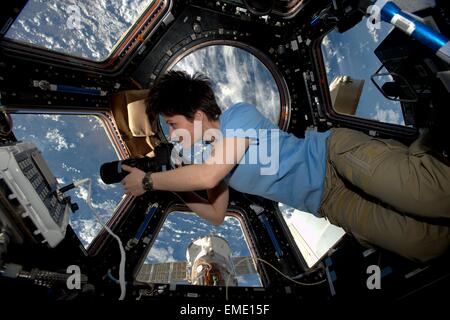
top-left (319, 157), bottom-right (450, 263)
top-left (326, 128), bottom-right (450, 220)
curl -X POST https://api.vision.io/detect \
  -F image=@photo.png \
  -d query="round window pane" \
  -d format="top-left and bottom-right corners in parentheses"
top-left (159, 45), bottom-right (281, 139)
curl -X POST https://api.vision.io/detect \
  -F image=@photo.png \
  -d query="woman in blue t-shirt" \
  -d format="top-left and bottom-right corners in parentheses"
top-left (121, 71), bottom-right (450, 263)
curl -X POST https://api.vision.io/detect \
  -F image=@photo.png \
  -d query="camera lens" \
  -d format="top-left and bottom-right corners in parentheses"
top-left (100, 160), bottom-right (125, 184)
top-left (99, 143), bottom-right (174, 185)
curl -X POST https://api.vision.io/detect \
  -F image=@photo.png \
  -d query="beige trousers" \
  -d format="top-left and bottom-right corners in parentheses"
top-left (319, 128), bottom-right (450, 263)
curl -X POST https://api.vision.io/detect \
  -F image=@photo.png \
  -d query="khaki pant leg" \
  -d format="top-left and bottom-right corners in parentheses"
top-left (327, 128), bottom-right (450, 220)
top-left (319, 158), bottom-right (450, 263)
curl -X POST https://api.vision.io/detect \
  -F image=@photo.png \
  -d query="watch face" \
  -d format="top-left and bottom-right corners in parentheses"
top-left (143, 174), bottom-right (152, 191)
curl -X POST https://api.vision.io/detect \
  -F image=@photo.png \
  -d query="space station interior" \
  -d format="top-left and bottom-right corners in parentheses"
top-left (0, 0), bottom-right (449, 304)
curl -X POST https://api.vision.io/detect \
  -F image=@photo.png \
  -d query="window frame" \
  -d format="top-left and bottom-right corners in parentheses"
top-left (163, 40), bottom-right (292, 131)
top-left (0, 0), bottom-right (171, 72)
top-left (134, 203), bottom-right (265, 287)
top-left (312, 27), bottom-right (419, 140)
top-left (276, 203), bottom-right (346, 269)
top-left (6, 107), bottom-right (133, 253)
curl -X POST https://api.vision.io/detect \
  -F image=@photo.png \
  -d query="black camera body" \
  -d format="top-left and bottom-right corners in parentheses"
top-left (100, 143), bottom-right (174, 184)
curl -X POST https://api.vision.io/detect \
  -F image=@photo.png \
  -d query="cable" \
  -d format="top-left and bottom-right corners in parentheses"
top-left (76, 180), bottom-right (325, 301)
top-left (58, 178), bottom-right (89, 193)
top-left (225, 257), bottom-right (327, 300)
top-left (79, 178), bottom-right (127, 300)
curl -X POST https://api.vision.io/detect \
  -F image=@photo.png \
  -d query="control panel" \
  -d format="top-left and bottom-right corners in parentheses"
top-left (0, 142), bottom-right (70, 247)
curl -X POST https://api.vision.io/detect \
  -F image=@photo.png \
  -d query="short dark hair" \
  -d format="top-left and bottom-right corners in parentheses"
top-left (146, 71), bottom-right (221, 125)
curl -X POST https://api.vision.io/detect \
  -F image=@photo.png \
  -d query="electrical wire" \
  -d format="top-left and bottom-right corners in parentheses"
top-left (80, 178), bottom-right (127, 300)
top-left (76, 179), bottom-right (326, 301)
top-left (225, 257), bottom-right (327, 300)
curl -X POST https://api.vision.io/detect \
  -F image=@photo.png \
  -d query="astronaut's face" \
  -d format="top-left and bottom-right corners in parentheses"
top-left (162, 111), bottom-right (204, 148)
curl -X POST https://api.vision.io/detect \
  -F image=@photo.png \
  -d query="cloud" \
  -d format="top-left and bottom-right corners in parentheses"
top-left (40, 114), bottom-right (61, 121)
top-left (6, 0), bottom-right (151, 61)
top-left (146, 245), bottom-right (176, 263)
top-left (70, 218), bottom-right (103, 247)
top-left (236, 275), bottom-right (248, 286)
top-left (368, 26), bottom-right (379, 43)
top-left (75, 185), bottom-right (89, 201)
top-left (62, 162), bottom-right (81, 174)
top-left (96, 176), bottom-right (117, 190)
top-left (15, 124), bottom-right (27, 130)
top-left (371, 103), bottom-right (405, 125)
top-left (322, 35), bottom-right (330, 48)
top-left (92, 199), bottom-right (117, 214)
top-left (70, 186), bottom-right (117, 246)
top-left (56, 177), bottom-right (65, 185)
top-left (74, 184), bottom-right (117, 214)
top-left (173, 45), bottom-right (280, 125)
top-left (46, 128), bottom-right (75, 151)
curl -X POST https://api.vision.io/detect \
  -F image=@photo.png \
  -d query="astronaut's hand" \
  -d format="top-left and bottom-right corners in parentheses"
top-left (121, 165), bottom-right (146, 196)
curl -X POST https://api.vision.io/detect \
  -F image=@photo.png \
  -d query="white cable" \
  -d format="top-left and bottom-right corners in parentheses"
top-left (73, 178), bottom-right (90, 188)
top-left (225, 257), bottom-right (327, 300)
top-left (81, 178), bottom-right (127, 300)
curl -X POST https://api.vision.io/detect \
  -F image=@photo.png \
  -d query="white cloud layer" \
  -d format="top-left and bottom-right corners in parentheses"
top-left (6, 0), bottom-right (151, 61)
top-left (147, 245), bottom-right (176, 263)
top-left (371, 103), bottom-right (405, 125)
top-left (173, 45), bottom-right (281, 125)
top-left (46, 128), bottom-right (73, 151)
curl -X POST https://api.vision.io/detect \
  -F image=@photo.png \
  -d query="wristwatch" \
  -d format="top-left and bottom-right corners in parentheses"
top-left (142, 172), bottom-right (154, 192)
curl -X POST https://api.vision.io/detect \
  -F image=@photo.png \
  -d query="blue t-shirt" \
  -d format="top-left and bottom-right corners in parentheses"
top-left (219, 102), bottom-right (331, 215)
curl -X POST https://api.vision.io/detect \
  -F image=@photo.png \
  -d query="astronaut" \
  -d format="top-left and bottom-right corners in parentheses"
top-left (122, 70), bottom-right (450, 263)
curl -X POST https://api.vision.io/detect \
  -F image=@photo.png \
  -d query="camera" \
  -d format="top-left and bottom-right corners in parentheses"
top-left (100, 143), bottom-right (174, 184)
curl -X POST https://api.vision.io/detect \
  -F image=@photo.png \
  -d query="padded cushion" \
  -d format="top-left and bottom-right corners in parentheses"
top-left (127, 99), bottom-right (155, 137)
